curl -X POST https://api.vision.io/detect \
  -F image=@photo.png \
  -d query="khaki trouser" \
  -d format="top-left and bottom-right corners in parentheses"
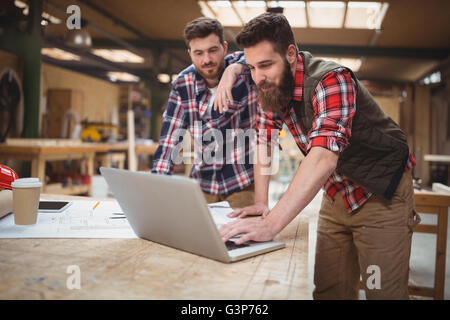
top-left (203, 184), bottom-right (254, 208)
top-left (313, 171), bottom-right (421, 300)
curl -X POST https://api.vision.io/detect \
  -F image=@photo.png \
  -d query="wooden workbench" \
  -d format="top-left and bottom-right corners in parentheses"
top-left (0, 140), bottom-right (98, 195)
top-left (0, 139), bottom-right (159, 196)
top-left (0, 195), bottom-right (309, 300)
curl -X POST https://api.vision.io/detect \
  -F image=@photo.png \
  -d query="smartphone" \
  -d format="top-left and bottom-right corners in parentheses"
top-left (38, 201), bottom-right (73, 213)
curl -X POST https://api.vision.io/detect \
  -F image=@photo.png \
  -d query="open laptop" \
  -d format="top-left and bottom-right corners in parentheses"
top-left (100, 167), bottom-right (285, 263)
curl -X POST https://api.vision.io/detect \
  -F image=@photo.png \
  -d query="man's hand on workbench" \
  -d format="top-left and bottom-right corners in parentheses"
top-left (219, 217), bottom-right (275, 245)
top-left (227, 202), bottom-right (270, 218)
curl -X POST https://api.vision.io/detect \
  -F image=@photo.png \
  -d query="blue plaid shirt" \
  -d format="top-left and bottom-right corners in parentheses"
top-left (152, 52), bottom-right (258, 195)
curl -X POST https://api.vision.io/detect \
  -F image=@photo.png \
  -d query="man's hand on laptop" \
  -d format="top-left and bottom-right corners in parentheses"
top-left (219, 217), bottom-right (275, 245)
top-left (227, 202), bottom-right (270, 219)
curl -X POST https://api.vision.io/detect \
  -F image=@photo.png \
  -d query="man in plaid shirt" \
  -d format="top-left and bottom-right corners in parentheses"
top-left (219, 13), bottom-right (420, 299)
top-left (152, 17), bottom-right (258, 207)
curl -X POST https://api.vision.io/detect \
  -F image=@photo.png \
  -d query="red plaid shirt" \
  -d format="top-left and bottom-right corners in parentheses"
top-left (257, 54), bottom-right (415, 212)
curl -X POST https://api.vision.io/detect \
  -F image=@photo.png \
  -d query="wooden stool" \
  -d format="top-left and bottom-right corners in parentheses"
top-left (409, 190), bottom-right (450, 299)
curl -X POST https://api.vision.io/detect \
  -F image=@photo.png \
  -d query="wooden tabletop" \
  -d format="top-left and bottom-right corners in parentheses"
top-left (414, 189), bottom-right (450, 206)
top-left (0, 139), bottom-right (158, 155)
top-left (0, 196), bottom-right (309, 300)
top-left (424, 154), bottom-right (450, 163)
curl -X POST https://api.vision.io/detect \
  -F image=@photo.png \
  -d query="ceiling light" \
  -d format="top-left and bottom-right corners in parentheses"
top-left (42, 12), bottom-right (62, 25)
top-left (157, 73), bottom-right (171, 83)
top-left (92, 49), bottom-right (144, 63)
top-left (307, 1), bottom-right (345, 28)
top-left (107, 72), bottom-right (140, 82)
top-left (65, 28), bottom-right (92, 49)
top-left (316, 56), bottom-right (362, 72)
top-left (15, 1), bottom-right (62, 24)
top-left (14, 0), bottom-right (27, 8)
top-left (41, 48), bottom-right (81, 61)
top-left (421, 71), bottom-right (441, 85)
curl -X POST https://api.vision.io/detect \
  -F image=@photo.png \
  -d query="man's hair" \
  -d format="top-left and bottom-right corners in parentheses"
top-left (184, 17), bottom-right (224, 48)
top-left (236, 13), bottom-right (296, 56)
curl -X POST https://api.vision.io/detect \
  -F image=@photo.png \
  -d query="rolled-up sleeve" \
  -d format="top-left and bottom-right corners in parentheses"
top-left (152, 87), bottom-right (188, 174)
top-left (256, 105), bottom-right (283, 149)
top-left (307, 68), bottom-right (356, 154)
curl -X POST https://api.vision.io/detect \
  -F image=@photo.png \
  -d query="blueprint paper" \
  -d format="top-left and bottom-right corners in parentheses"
top-left (0, 200), bottom-right (238, 239)
top-left (207, 201), bottom-right (237, 228)
top-left (0, 200), bottom-right (137, 238)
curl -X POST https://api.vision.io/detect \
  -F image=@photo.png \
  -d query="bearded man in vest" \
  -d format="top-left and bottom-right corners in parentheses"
top-left (217, 13), bottom-right (421, 300)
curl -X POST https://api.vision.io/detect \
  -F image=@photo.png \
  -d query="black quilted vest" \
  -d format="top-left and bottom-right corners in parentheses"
top-left (292, 51), bottom-right (409, 202)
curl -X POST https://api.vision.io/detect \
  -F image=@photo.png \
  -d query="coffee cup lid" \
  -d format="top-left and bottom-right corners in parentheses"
top-left (11, 178), bottom-right (42, 188)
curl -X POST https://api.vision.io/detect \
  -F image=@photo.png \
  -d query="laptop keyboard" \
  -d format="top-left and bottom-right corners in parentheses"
top-left (225, 240), bottom-right (249, 251)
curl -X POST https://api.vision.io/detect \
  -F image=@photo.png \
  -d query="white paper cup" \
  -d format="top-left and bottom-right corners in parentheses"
top-left (11, 178), bottom-right (42, 225)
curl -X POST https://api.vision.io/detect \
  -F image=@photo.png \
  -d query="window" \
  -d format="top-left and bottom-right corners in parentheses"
top-left (198, 1), bottom-right (389, 29)
top-left (420, 71), bottom-right (441, 85)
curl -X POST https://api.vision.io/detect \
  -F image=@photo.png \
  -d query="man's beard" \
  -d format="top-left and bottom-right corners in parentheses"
top-left (197, 60), bottom-right (224, 81)
top-left (257, 59), bottom-right (295, 114)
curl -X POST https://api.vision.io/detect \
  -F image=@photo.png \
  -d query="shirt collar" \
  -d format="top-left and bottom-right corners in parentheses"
top-left (194, 64), bottom-right (225, 97)
top-left (292, 53), bottom-right (304, 102)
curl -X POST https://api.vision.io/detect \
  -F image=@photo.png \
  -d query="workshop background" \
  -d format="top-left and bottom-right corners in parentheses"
top-left (0, 0), bottom-right (449, 299)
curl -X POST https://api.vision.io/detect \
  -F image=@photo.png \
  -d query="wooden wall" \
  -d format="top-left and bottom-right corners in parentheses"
top-left (431, 83), bottom-right (450, 156)
top-left (0, 50), bottom-right (22, 77)
top-left (41, 63), bottom-right (120, 126)
top-left (374, 94), bottom-right (400, 125)
top-left (362, 82), bottom-right (402, 126)
top-left (414, 85), bottom-right (432, 185)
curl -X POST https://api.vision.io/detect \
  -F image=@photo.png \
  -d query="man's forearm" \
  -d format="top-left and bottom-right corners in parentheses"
top-left (254, 160), bottom-right (271, 205)
top-left (265, 147), bottom-right (338, 235)
top-left (253, 144), bottom-right (272, 205)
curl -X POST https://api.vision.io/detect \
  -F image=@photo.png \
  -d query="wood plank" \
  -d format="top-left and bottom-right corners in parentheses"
top-left (424, 154), bottom-right (450, 163)
top-left (414, 205), bottom-right (439, 214)
top-left (413, 224), bottom-right (437, 234)
top-left (0, 207), bottom-right (309, 299)
top-left (239, 215), bottom-right (309, 299)
top-left (414, 192), bottom-right (450, 207)
top-left (414, 85), bottom-right (431, 186)
top-left (434, 206), bottom-right (448, 300)
top-left (408, 285), bottom-right (434, 297)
